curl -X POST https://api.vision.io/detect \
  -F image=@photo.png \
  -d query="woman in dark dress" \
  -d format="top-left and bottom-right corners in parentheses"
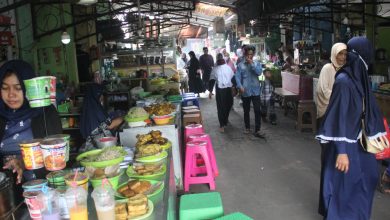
top-left (316, 37), bottom-right (386, 220)
top-left (187, 51), bottom-right (204, 95)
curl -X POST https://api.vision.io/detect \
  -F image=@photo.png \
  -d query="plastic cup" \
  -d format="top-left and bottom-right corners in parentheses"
top-left (56, 189), bottom-right (69, 219)
top-left (37, 189), bottom-right (60, 220)
top-left (23, 191), bottom-right (42, 220)
top-left (46, 171), bottom-right (67, 190)
top-left (64, 172), bottom-right (89, 191)
top-left (19, 139), bottom-right (44, 170)
top-left (91, 183), bottom-right (115, 220)
top-left (65, 186), bottom-right (88, 220)
top-left (40, 138), bottom-right (67, 171)
top-left (24, 76), bottom-right (51, 100)
top-left (46, 134), bottom-right (71, 162)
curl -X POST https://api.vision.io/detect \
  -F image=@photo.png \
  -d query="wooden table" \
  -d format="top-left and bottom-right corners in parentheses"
top-left (274, 87), bottom-right (299, 115)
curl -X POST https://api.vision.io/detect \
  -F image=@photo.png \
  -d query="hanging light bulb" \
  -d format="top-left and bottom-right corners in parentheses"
top-left (149, 14), bottom-right (155, 20)
top-left (61, 31), bottom-right (71, 44)
top-left (266, 32), bottom-right (271, 38)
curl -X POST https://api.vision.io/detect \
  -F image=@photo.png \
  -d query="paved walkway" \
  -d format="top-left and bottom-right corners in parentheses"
top-left (188, 94), bottom-right (390, 220)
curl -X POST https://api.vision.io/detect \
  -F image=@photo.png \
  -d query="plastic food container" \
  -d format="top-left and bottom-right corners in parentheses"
top-left (19, 139), bottom-right (44, 170)
top-left (90, 172), bottom-right (122, 190)
top-left (152, 115), bottom-right (173, 125)
top-left (46, 134), bottom-right (70, 162)
top-left (46, 170), bottom-right (67, 190)
top-left (64, 172), bottom-right (89, 192)
top-left (40, 138), bottom-right (67, 171)
top-left (22, 179), bottom-right (48, 192)
top-left (95, 137), bottom-right (117, 149)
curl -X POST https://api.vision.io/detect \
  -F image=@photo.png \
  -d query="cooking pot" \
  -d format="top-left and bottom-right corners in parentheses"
top-left (0, 172), bottom-right (16, 218)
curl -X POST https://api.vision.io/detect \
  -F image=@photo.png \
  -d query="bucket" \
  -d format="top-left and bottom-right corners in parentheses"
top-left (28, 99), bottom-right (51, 108)
top-left (64, 172), bottom-right (89, 191)
top-left (40, 138), bottom-right (67, 171)
top-left (46, 170), bottom-right (67, 190)
top-left (46, 134), bottom-right (70, 162)
top-left (19, 139), bottom-right (44, 170)
top-left (23, 191), bottom-right (42, 220)
top-left (24, 76), bottom-right (51, 101)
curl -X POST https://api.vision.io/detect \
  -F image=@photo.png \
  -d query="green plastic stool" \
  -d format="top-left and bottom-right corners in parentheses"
top-left (180, 192), bottom-right (224, 220)
top-left (214, 212), bottom-right (253, 220)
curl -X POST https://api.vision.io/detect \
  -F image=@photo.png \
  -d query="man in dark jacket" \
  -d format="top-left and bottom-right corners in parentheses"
top-left (199, 47), bottom-right (214, 92)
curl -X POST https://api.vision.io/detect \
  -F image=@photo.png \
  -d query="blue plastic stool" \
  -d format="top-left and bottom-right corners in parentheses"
top-left (180, 192), bottom-right (224, 220)
top-left (182, 97), bottom-right (200, 107)
top-left (214, 212), bottom-right (253, 220)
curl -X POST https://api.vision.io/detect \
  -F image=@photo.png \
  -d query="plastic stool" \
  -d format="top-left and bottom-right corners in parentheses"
top-left (180, 192), bottom-right (223, 220)
top-left (182, 97), bottom-right (200, 107)
top-left (183, 109), bottom-right (201, 115)
top-left (182, 105), bottom-right (199, 110)
top-left (184, 141), bottom-right (216, 191)
top-left (183, 113), bottom-right (202, 126)
top-left (214, 212), bottom-right (253, 220)
top-left (187, 133), bottom-right (219, 177)
top-left (296, 100), bottom-right (316, 133)
top-left (184, 124), bottom-right (204, 143)
top-left (183, 92), bottom-right (196, 97)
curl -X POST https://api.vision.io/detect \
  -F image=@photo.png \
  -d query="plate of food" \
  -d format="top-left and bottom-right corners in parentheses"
top-left (115, 194), bottom-right (154, 220)
top-left (76, 146), bottom-right (127, 168)
top-left (126, 162), bottom-right (166, 180)
top-left (116, 179), bottom-right (164, 202)
top-left (135, 130), bottom-right (171, 150)
top-left (135, 151), bottom-right (168, 164)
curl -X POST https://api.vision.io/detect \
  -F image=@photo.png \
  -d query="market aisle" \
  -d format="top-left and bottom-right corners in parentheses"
top-left (188, 95), bottom-right (390, 220)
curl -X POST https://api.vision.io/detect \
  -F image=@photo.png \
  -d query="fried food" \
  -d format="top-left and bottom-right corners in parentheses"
top-left (144, 103), bottom-right (175, 116)
top-left (136, 144), bottom-right (162, 158)
top-left (133, 163), bottom-right (163, 175)
top-left (150, 130), bottom-right (161, 139)
top-left (115, 203), bottom-right (127, 220)
top-left (135, 134), bottom-right (153, 147)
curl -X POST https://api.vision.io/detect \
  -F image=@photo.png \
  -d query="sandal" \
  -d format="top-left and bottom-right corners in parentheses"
top-left (254, 131), bottom-right (266, 139)
top-left (243, 129), bottom-right (251, 134)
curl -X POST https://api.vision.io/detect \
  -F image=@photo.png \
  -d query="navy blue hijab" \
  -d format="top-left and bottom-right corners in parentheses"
top-left (317, 37), bottom-right (386, 142)
top-left (0, 60), bottom-right (40, 122)
top-left (80, 83), bottom-right (108, 138)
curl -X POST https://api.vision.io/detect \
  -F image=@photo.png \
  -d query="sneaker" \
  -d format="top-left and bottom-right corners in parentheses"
top-left (243, 129), bottom-right (251, 134)
top-left (254, 131), bottom-right (266, 138)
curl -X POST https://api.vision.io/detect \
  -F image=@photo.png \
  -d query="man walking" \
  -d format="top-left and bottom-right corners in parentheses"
top-left (199, 47), bottom-right (214, 93)
top-left (235, 46), bottom-right (265, 138)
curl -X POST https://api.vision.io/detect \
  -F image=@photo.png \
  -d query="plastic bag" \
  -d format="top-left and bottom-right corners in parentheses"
top-left (376, 118), bottom-right (390, 160)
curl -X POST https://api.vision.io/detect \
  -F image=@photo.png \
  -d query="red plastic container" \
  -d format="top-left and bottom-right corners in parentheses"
top-left (375, 118), bottom-right (390, 160)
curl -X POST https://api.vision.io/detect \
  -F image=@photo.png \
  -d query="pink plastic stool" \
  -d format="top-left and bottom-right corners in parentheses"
top-left (187, 133), bottom-right (219, 177)
top-left (184, 124), bottom-right (204, 143)
top-left (184, 141), bottom-right (216, 192)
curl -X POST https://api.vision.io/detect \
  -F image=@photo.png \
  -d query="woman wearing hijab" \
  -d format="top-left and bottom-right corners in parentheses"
top-left (316, 37), bottom-right (386, 220)
top-left (0, 60), bottom-right (62, 184)
top-left (187, 51), bottom-right (205, 95)
top-left (315, 43), bottom-right (347, 214)
top-left (208, 53), bottom-right (235, 132)
top-left (80, 83), bottom-right (123, 151)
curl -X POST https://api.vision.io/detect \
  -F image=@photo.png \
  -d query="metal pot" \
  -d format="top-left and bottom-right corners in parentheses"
top-left (0, 172), bottom-right (16, 218)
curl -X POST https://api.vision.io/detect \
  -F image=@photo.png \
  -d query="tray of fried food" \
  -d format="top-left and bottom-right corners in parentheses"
top-left (135, 133), bottom-right (153, 147)
top-left (135, 130), bottom-right (169, 149)
top-left (133, 162), bottom-right (164, 176)
top-left (135, 144), bottom-right (162, 158)
top-left (115, 194), bottom-right (153, 219)
top-left (117, 180), bottom-right (152, 198)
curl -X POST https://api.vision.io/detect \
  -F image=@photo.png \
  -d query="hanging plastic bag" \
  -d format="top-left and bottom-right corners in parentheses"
top-left (376, 118), bottom-right (390, 160)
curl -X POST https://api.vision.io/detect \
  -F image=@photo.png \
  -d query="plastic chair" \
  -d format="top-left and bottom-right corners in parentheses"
top-left (179, 192), bottom-right (224, 220)
top-left (187, 133), bottom-right (219, 177)
top-left (184, 124), bottom-right (204, 143)
top-left (184, 141), bottom-right (216, 191)
top-left (182, 97), bottom-right (200, 107)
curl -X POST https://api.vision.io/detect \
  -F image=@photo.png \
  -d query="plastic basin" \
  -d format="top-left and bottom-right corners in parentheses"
top-left (90, 172), bottom-right (123, 189)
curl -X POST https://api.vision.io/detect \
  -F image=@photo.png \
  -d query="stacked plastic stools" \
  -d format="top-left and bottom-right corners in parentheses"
top-left (180, 192), bottom-right (224, 220)
top-left (214, 212), bottom-right (253, 220)
top-left (184, 141), bottom-right (216, 191)
top-left (184, 124), bottom-right (204, 143)
top-left (187, 133), bottom-right (219, 177)
top-left (182, 94), bottom-right (200, 107)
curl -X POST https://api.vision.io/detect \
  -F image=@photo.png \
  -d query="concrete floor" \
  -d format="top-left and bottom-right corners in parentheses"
top-left (187, 94), bottom-right (390, 220)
